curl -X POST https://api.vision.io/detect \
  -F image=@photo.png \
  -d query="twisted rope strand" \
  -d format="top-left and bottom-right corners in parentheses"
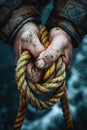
top-left (13, 26), bottom-right (74, 130)
top-left (61, 88), bottom-right (74, 130)
top-left (14, 96), bottom-right (27, 130)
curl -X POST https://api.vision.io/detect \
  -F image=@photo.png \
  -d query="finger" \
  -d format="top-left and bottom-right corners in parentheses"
top-left (62, 50), bottom-right (70, 70)
top-left (36, 36), bottom-right (62, 69)
top-left (14, 40), bottom-right (22, 63)
top-left (26, 62), bottom-right (42, 83)
top-left (26, 31), bottom-right (45, 58)
top-left (62, 44), bottom-right (73, 69)
top-left (14, 22), bottom-right (45, 62)
top-left (18, 22), bottom-right (45, 58)
top-left (36, 27), bottom-right (71, 69)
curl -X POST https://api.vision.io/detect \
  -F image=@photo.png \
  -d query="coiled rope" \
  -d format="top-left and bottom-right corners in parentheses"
top-left (14, 26), bottom-right (74, 130)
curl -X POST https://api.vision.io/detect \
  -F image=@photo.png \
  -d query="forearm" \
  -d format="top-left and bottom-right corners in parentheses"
top-left (46, 0), bottom-right (87, 47)
top-left (0, 1), bottom-right (40, 44)
top-left (0, 0), bottom-right (50, 44)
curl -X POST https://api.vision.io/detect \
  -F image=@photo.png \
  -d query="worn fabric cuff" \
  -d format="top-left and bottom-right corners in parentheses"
top-left (46, 16), bottom-right (81, 47)
top-left (0, 6), bottom-right (41, 44)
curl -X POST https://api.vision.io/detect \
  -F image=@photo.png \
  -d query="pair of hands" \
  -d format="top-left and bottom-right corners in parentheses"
top-left (14, 22), bottom-right (73, 83)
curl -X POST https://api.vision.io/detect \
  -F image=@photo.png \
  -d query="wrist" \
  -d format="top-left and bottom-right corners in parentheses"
top-left (0, 6), bottom-right (41, 44)
top-left (19, 22), bottom-right (39, 35)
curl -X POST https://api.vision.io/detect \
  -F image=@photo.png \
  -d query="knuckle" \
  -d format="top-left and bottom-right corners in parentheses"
top-left (20, 31), bottom-right (31, 41)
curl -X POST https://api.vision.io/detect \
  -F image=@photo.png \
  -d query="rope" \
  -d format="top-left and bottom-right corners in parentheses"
top-left (13, 26), bottom-right (74, 130)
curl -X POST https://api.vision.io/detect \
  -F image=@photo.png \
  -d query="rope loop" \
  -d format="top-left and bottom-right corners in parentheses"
top-left (16, 26), bottom-right (66, 110)
top-left (14, 26), bottom-right (74, 130)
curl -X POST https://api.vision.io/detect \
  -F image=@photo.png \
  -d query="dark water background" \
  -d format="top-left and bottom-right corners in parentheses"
top-left (0, 1), bottom-right (87, 130)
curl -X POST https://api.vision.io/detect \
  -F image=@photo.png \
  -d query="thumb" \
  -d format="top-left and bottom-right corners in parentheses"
top-left (36, 39), bottom-right (62, 69)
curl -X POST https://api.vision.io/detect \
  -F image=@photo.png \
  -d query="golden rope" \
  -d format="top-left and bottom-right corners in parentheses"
top-left (13, 26), bottom-right (74, 130)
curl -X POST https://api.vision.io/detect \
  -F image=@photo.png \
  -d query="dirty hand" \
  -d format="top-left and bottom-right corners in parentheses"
top-left (14, 22), bottom-right (45, 82)
top-left (36, 27), bottom-right (73, 70)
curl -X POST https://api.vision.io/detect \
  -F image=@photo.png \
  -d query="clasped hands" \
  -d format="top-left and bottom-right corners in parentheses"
top-left (14, 22), bottom-right (73, 83)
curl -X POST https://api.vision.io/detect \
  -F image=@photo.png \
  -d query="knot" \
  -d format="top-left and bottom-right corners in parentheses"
top-left (14, 26), bottom-right (74, 130)
top-left (16, 26), bottom-right (66, 110)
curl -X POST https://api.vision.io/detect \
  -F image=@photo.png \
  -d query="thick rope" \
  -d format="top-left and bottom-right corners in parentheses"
top-left (14, 26), bottom-right (74, 130)
top-left (61, 88), bottom-right (74, 130)
top-left (14, 96), bottom-right (27, 130)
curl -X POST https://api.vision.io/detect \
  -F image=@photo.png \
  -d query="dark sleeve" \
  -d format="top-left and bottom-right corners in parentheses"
top-left (0, 0), bottom-right (50, 44)
top-left (46, 0), bottom-right (87, 47)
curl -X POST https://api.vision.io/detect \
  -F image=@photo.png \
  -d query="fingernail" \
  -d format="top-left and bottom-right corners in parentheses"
top-left (36, 59), bottom-right (45, 69)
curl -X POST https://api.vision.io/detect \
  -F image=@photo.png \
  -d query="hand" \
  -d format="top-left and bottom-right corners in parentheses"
top-left (14, 22), bottom-right (45, 82)
top-left (36, 27), bottom-right (73, 70)
top-left (14, 22), bottom-right (45, 61)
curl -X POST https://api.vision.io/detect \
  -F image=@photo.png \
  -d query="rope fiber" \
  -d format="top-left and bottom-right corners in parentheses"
top-left (14, 26), bottom-right (74, 130)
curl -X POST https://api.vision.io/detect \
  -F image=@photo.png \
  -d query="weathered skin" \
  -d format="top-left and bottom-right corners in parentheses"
top-left (36, 27), bottom-right (73, 69)
top-left (14, 22), bottom-right (73, 82)
top-left (1, 0), bottom-right (86, 82)
top-left (14, 22), bottom-right (45, 61)
top-left (26, 63), bottom-right (42, 83)
top-left (14, 22), bottom-right (44, 82)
